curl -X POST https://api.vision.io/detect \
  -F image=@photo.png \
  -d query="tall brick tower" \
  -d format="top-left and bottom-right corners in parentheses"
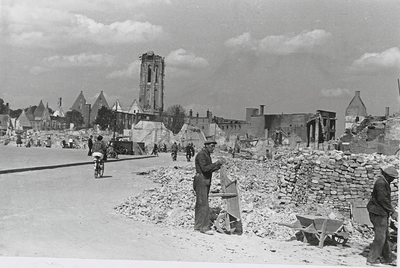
top-left (138, 51), bottom-right (165, 115)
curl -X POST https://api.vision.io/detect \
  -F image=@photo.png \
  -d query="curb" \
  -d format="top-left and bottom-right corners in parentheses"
top-left (0, 155), bottom-right (156, 175)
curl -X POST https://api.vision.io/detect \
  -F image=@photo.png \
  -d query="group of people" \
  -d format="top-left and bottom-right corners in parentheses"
top-left (61, 138), bottom-right (78, 149)
top-left (15, 133), bottom-right (52, 148)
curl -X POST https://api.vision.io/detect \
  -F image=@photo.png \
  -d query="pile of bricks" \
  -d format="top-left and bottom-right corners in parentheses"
top-left (277, 148), bottom-right (399, 214)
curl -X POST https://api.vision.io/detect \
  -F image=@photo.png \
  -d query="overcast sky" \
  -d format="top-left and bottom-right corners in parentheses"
top-left (1, 0), bottom-right (399, 134)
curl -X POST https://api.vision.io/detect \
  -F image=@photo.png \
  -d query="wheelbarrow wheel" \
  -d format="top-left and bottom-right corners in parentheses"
top-left (332, 234), bottom-right (348, 246)
top-left (215, 212), bottom-right (236, 234)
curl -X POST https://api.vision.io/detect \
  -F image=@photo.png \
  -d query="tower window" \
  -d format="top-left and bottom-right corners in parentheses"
top-left (147, 65), bottom-right (152, 83)
top-left (155, 66), bottom-right (158, 84)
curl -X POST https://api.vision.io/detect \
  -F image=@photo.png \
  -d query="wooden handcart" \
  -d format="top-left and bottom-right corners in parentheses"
top-left (279, 214), bottom-right (350, 248)
top-left (210, 166), bottom-right (242, 234)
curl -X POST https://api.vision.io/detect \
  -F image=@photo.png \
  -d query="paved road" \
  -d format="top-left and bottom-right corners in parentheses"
top-left (0, 145), bottom-right (154, 173)
top-left (0, 146), bottom-right (204, 267)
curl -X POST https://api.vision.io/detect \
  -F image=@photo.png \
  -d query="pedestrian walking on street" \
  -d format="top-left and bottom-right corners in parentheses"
top-left (151, 143), bottom-right (158, 156)
top-left (88, 135), bottom-right (93, 156)
top-left (171, 142), bottom-right (178, 161)
top-left (16, 134), bottom-right (22, 147)
top-left (193, 138), bottom-right (224, 235)
top-left (366, 165), bottom-right (398, 267)
top-left (186, 143), bottom-right (194, 161)
top-left (46, 136), bottom-right (52, 148)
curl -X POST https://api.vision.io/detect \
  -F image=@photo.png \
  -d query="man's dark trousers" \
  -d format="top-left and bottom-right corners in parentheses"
top-left (193, 174), bottom-right (211, 232)
top-left (367, 213), bottom-right (392, 264)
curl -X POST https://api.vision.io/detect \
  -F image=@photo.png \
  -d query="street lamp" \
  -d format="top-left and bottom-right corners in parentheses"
top-left (112, 111), bottom-right (117, 142)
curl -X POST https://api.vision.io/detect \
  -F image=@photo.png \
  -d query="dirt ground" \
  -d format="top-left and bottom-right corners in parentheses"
top-left (0, 146), bottom-right (377, 268)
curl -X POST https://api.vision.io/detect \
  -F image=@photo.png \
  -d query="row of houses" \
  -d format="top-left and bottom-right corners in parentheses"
top-left (0, 99), bottom-right (66, 134)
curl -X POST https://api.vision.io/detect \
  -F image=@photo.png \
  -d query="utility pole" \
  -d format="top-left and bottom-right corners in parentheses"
top-left (398, 79), bottom-right (400, 113)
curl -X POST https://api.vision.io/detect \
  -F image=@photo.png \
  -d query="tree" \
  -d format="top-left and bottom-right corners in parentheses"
top-left (94, 106), bottom-right (116, 131)
top-left (9, 108), bottom-right (22, 118)
top-left (65, 110), bottom-right (84, 127)
top-left (0, 98), bottom-right (7, 114)
top-left (162, 104), bottom-right (186, 134)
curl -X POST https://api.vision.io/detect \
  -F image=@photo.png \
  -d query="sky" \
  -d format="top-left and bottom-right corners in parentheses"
top-left (1, 0), bottom-right (400, 135)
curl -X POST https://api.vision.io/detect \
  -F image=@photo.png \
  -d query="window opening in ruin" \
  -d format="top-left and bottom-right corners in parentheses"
top-left (147, 65), bottom-right (152, 83)
top-left (155, 66), bottom-right (158, 84)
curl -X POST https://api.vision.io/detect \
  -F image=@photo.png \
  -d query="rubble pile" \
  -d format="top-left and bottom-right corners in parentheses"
top-left (277, 148), bottom-right (399, 213)
top-left (115, 156), bottom-right (355, 240)
top-left (2, 129), bottom-right (116, 149)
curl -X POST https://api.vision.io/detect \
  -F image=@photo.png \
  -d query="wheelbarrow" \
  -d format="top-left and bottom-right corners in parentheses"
top-left (209, 166), bottom-right (242, 235)
top-left (279, 214), bottom-right (350, 248)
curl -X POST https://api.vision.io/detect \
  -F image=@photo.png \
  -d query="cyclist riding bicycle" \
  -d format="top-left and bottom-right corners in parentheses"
top-left (92, 135), bottom-right (107, 161)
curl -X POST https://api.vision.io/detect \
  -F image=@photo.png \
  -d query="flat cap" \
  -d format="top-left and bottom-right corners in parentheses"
top-left (204, 138), bottom-right (217, 145)
top-left (381, 165), bottom-right (398, 178)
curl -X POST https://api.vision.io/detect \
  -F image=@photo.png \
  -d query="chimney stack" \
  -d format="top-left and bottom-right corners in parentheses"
top-left (355, 91), bottom-right (360, 97)
top-left (189, 109), bottom-right (193, 117)
top-left (385, 107), bottom-right (390, 117)
top-left (260, 105), bottom-right (265, 116)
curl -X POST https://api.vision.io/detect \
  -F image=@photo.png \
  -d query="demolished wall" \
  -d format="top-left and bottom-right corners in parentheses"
top-left (348, 115), bottom-right (400, 155)
top-left (130, 121), bottom-right (173, 146)
top-left (277, 149), bottom-right (399, 214)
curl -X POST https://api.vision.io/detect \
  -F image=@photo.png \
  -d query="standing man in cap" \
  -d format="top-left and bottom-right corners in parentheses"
top-left (366, 165), bottom-right (398, 266)
top-left (193, 138), bottom-right (225, 235)
top-left (87, 135), bottom-right (93, 156)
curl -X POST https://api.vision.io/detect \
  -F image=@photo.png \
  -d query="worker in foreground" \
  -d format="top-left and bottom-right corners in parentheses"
top-left (193, 138), bottom-right (224, 235)
top-left (366, 165), bottom-right (398, 266)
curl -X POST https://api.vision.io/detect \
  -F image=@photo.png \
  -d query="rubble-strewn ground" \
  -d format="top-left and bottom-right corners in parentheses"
top-left (114, 155), bottom-right (380, 246)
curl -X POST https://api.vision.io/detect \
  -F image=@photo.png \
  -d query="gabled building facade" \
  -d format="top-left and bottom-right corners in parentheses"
top-left (53, 97), bottom-right (65, 117)
top-left (127, 99), bottom-right (142, 114)
top-left (91, 91), bottom-right (109, 124)
top-left (33, 100), bottom-right (46, 120)
top-left (70, 91), bottom-right (91, 127)
top-left (16, 110), bottom-right (32, 130)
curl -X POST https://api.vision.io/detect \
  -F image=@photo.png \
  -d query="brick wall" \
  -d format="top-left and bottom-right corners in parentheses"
top-left (277, 149), bottom-right (399, 215)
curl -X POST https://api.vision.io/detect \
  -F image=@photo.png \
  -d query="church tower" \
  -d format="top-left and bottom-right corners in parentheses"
top-left (138, 51), bottom-right (165, 115)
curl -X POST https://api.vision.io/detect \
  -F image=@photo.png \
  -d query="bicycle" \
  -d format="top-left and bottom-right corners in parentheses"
top-left (171, 151), bottom-right (177, 161)
top-left (92, 152), bottom-right (105, 178)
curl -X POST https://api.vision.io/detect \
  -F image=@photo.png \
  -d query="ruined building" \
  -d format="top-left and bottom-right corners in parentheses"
top-left (186, 109), bottom-right (249, 137)
top-left (341, 90), bottom-right (400, 155)
top-left (138, 51), bottom-right (165, 118)
top-left (345, 90), bottom-right (367, 131)
top-left (246, 105), bottom-right (336, 148)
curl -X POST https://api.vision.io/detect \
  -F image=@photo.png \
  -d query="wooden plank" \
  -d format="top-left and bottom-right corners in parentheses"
top-left (209, 193), bottom-right (237, 198)
top-left (220, 166), bottom-right (241, 220)
top-left (350, 200), bottom-right (373, 227)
